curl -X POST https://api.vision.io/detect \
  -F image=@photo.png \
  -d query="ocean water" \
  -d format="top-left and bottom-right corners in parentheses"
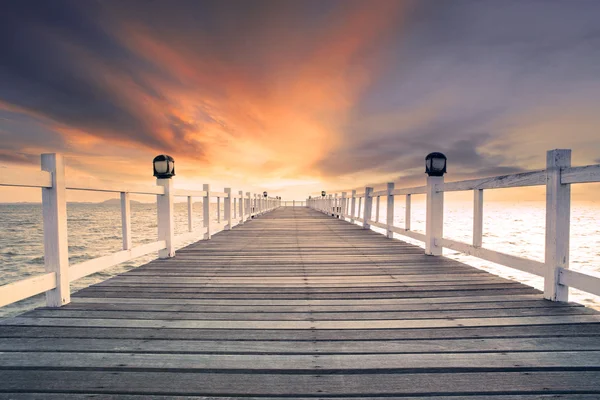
top-left (1, 201), bottom-right (599, 318)
top-left (0, 201), bottom-right (225, 318)
top-left (366, 198), bottom-right (600, 310)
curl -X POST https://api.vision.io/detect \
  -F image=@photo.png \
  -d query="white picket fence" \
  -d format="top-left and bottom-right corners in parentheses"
top-left (308, 149), bottom-right (600, 303)
top-left (0, 153), bottom-right (281, 309)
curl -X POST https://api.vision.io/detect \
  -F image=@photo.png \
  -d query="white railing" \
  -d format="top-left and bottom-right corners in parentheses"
top-left (280, 200), bottom-right (306, 207)
top-left (308, 149), bottom-right (600, 303)
top-left (0, 153), bottom-right (282, 309)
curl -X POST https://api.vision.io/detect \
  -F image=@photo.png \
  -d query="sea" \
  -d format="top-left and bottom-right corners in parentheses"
top-left (1, 201), bottom-right (599, 318)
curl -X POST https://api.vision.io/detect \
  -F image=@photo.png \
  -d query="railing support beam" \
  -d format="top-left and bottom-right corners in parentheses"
top-left (350, 190), bottom-right (356, 223)
top-left (187, 196), bottom-right (193, 232)
top-left (386, 182), bottom-right (394, 239)
top-left (405, 194), bottom-right (411, 230)
top-left (239, 190), bottom-right (245, 224)
top-left (224, 188), bottom-right (232, 230)
top-left (363, 187), bottom-right (374, 229)
top-left (544, 149), bottom-right (571, 302)
top-left (203, 184), bottom-right (211, 239)
top-left (425, 176), bottom-right (444, 256)
top-left (41, 153), bottom-right (70, 307)
top-left (157, 178), bottom-right (175, 258)
top-left (121, 192), bottom-right (132, 250)
top-left (473, 189), bottom-right (483, 248)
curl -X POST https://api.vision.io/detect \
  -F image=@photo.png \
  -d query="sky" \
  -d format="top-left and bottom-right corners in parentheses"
top-left (1, 0), bottom-right (600, 202)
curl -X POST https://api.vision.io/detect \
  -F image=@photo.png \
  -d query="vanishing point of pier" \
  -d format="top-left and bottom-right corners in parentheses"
top-left (1, 150), bottom-right (600, 398)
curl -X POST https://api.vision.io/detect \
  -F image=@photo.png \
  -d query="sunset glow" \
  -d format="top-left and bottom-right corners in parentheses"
top-left (1, 0), bottom-right (600, 202)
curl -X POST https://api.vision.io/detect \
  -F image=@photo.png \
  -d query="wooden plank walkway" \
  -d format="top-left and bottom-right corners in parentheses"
top-left (1, 207), bottom-right (600, 398)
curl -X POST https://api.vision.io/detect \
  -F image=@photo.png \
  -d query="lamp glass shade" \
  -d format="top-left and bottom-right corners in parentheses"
top-left (432, 157), bottom-right (446, 170)
top-left (154, 160), bottom-right (168, 174)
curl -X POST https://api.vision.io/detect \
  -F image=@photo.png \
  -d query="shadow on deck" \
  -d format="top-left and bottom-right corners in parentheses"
top-left (1, 207), bottom-right (599, 398)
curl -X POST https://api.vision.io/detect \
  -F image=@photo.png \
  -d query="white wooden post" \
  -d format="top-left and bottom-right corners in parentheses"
top-left (375, 196), bottom-right (380, 222)
top-left (203, 184), bottom-right (211, 239)
top-left (246, 192), bottom-right (251, 220)
top-left (217, 196), bottom-right (221, 223)
top-left (363, 187), bottom-right (373, 229)
top-left (405, 194), bottom-right (411, 230)
top-left (544, 149), bottom-right (571, 302)
top-left (157, 178), bottom-right (175, 258)
top-left (41, 153), bottom-right (70, 307)
top-left (473, 189), bottom-right (483, 248)
top-left (358, 197), bottom-right (362, 222)
top-left (334, 193), bottom-right (338, 216)
top-left (233, 197), bottom-right (237, 220)
top-left (224, 188), bottom-right (232, 230)
top-left (239, 190), bottom-right (244, 224)
top-left (386, 182), bottom-right (394, 239)
top-left (293, 200), bottom-right (295, 207)
top-left (341, 192), bottom-right (347, 220)
top-left (121, 192), bottom-right (132, 250)
top-left (425, 176), bottom-right (444, 256)
top-left (187, 196), bottom-right (193, 232)
top-left (350, 190), bottom-right (356, 223)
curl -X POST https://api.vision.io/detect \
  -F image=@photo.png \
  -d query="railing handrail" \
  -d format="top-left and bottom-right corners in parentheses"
top-left (0, 153), bottom-right (285, 310)
top-left (309, 148), bottom-right (600, 303)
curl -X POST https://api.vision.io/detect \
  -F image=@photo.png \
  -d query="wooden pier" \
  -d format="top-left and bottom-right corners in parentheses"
top-left (1, 207), bottom-right (599, 398)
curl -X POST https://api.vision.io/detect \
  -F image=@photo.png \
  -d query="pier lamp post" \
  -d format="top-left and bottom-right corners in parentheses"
top-left (153, 155), bottom-right (175, 179)
top-left (424, 152), bottom-right (446, 256)
top-left (425, 152), bottom-right (447, 177)
top-left (263, 192), bottom-right (268, 213)
top-left (321, 191), bottom-right (326, 212)
top-left (153, 155), bottom-right (176, 259)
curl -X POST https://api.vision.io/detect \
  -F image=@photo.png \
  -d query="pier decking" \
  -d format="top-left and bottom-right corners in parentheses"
top-left (1, 207), bottom-right (600, 398)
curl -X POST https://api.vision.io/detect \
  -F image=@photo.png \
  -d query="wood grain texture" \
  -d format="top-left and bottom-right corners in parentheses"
top-left (1, 207), bottom-right (599, 397)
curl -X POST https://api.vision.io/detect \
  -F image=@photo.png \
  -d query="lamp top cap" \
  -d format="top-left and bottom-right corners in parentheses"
top-left (425, 152), bottom-right (446, 160)
top-left (153, 154), bottom-right (174, 162)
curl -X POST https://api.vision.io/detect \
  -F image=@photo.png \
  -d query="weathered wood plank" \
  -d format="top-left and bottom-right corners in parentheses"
top-left (1, 336), bottom-right (599, 353)
top-left (2, 323), bottom-right (599, 341)
top-left (1, 370), bottom-right (600, 395)
top-left (3, 351), bottom-right (600, 370)
top-left (22, 306), bottom-right (596, 321)
top-left (3, 314), bottom-right (599, 329)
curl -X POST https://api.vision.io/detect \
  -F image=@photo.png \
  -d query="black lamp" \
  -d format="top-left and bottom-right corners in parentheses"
top-left (263, 191), bottom-right (268, 198)
top-left (153, 155), bottom-right (175, 179)
top-left (425, 152), bottom-right (447, 177)
top-left (321, 191), bottom-right (326, 197)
